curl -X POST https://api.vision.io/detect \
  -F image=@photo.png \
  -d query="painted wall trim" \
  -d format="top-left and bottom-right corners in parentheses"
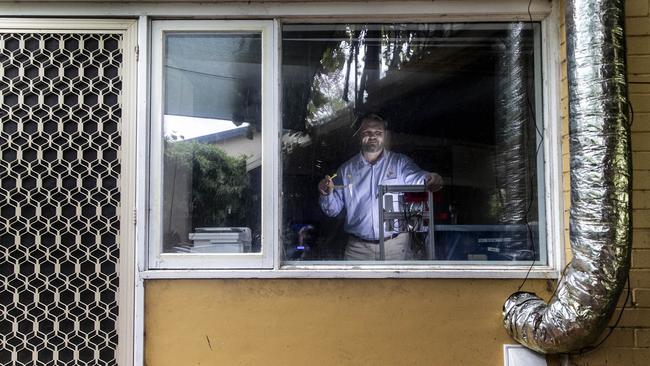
top-left (0, 1), bottom-right (552, 20)
top-left (133, 15), bottom-right (150, 366)
top-left (140, 268), bottom-right (559, 279)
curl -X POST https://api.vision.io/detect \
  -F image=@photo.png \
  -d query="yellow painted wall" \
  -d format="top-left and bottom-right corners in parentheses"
top-left (145, 0), bottom-right (650, 365)
top-left (145, 279), bottom-right (552, 365)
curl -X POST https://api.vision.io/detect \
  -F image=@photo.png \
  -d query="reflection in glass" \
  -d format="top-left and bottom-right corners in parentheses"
top-left (281, 23), bottom-right (544, 263)
top-left (162, 33), bottom-right (262, 254)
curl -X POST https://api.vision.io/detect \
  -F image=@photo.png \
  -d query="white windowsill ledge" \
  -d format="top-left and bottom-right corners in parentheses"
top-left (140, 267), bottom-right (559, 279)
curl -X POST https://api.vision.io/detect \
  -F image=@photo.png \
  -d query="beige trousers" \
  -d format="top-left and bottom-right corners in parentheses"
top-left (344, 233), bottom-right (410, 260)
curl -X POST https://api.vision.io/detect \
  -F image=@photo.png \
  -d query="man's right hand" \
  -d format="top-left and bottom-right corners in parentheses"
top-left (318, 175), bottom-right (334, 196)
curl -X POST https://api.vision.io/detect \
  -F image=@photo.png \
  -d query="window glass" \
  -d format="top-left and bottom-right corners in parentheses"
top-left (161, 32), bottom-right (262, 254)
top-left (281, 23), bottom-right (545, 264)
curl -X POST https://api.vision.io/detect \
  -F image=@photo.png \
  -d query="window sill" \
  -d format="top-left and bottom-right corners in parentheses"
top-left (139, 266), bottom-right (559, 280)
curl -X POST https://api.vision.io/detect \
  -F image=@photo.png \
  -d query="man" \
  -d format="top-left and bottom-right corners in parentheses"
top-left (318, 113), bottom-right (443, 260)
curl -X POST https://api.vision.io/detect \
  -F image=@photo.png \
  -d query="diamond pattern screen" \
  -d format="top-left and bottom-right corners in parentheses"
top-left (0, 33), bottom-right (122, 365)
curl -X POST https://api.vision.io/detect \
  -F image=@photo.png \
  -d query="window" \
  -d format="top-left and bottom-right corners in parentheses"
top-left (281, 23), bottom-right (547, 265)
top-left (149, 21), bottom-right (276, 268)
top-left (147, 17), bottom-right (558, 273)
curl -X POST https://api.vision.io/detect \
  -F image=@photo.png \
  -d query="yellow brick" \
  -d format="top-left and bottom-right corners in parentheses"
top-left (629, 82), bottom-right (650, 94)
top-left (564, 145), bottom-right (570, 156)
top-left (632, 132), bottom-right (650, 151)
top-left (569, 347), bottom-right (607, 366)
top-left (626, 0), bottom-right (649, 17)
top-left (563, 191), bottom-right (571, 208)
top-left (632, 209), bottom-right (650, 229)
top-left (633, 209), bottom-right (650, 228)
top-left (632, 249), bottom-right (650, 267)
top-left (563, 168), bottom-right (571, 191)
top-left (633, 191), bottom-right (650, 210)
top-left (603, 328), bottom-right (636, 347)
top-left (606, 348), bottom-right (650, 366)
top-left (610, 308), bottom-right (650, 327)
top-left (632, 152), bottom-right (650, 169)
top-left (635, 328), bottom-right (650, 347)
top-left (562, 153), bottom-right (569, 170)
top-left (630, 94), bottom-right (650, 113)
top-left (630, 269), bottom-right (650, 287)
top-left (633, 288), bottom-right (650, 307)
top-left (617, 287), bottom-right (635, 307)
top-left (564, 210), bottom-right (570, 230)
top-left (633, 229), bottom-right (650, 248)
top-left (627, 17), bottom-right (650, 35)
top-left (629, 55), bottom-right (650, 69)
top-left (627, 36), bottom-right (650, 55)
top-left (632, 112), bottom-right (650, 133)
top-left (630, 73), bottom-right (650, 83)
top-left (634, 170), bottom-right (650, 189)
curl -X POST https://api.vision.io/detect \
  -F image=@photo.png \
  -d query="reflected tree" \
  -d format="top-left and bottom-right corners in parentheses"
top-left (304, 25), bottom-right (441, 128)
top-left (164, 138), bottom-right (250, 240)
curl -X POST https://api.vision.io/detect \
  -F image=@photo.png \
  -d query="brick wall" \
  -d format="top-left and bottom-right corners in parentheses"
top-left (563, 0), bottom-right (650, 364)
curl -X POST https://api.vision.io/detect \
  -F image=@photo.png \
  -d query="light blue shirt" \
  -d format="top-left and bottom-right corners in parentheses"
top-left (319, 150), bottom-right (430, 241)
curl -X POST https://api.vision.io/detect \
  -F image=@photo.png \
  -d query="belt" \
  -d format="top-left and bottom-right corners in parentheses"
top-left (351, 233), bottom-right (399, 244)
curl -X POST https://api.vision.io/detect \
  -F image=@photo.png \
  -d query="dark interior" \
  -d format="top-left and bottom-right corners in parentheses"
top-left (281, 23), bottom-right (542, 261)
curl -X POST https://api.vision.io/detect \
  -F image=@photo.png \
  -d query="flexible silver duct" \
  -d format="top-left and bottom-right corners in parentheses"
top-left (495, 22), bottom-right (530, 225)
top-left (502, 0), bottom-right (631, 354)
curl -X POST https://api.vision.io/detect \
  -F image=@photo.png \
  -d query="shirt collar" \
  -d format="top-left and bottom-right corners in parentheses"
top-left (357, 149), bottom-right (389, 167)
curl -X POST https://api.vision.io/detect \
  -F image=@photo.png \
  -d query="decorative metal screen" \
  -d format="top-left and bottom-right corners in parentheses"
top-left (0, 33), bottom-right (122, 365)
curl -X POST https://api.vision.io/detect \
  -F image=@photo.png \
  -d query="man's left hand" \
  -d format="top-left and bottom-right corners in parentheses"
top-left (425, 173), bottom-right (443, 192)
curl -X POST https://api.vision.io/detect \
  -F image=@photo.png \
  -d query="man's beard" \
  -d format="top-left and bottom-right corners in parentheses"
top-left (362, 141), bottom-right (383, 153)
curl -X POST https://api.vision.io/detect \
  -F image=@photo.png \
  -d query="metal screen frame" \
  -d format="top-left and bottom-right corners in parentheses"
top-left (0, 18), bottom-right (138, 366)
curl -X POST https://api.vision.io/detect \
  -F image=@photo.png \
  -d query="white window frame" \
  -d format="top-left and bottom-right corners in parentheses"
top-left (0, 0), bottom-right (564, 279)
top-left (280, 21), bottom-right (549, 269)
top-left (144, 13), bottom-right (563, 278)
top-left (148, 20), bottom-right (278, 269)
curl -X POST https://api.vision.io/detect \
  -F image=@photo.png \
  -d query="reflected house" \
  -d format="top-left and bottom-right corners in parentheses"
top-left (161, 32), bottom-right (264, 253)
top-left (164, 120), bottom-right (261, 253)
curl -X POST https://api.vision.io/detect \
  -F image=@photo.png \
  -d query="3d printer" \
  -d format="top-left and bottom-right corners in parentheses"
top-left (377, 184), bottom-right (435, 260)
